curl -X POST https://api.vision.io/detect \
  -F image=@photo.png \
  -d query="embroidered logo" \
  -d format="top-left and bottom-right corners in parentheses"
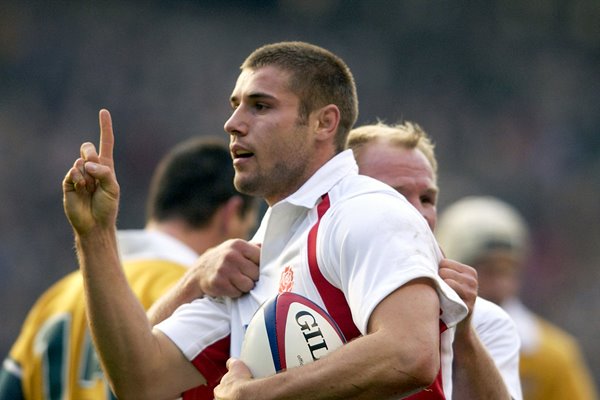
top-left (279, 266), bottom-right (294, 293)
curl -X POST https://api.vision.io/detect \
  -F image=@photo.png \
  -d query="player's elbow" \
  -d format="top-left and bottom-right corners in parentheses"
top-left (387, 347), bottom-right (440, 393)
top-left (109, 380), bottom-right (150, 400)
top-left (407, 350), bottom-right (440, 389)
top-left (108, 371), bottom-right (172, 400)
top-left (112, 384), bottom-right (171, 400)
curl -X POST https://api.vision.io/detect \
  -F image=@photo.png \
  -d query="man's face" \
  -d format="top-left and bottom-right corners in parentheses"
top-left (355, 141), bottom-right (438, 230)
top-left (472, 252), bottom-right (521, 306)
top-left (224, 66), bottom-right (316, 206)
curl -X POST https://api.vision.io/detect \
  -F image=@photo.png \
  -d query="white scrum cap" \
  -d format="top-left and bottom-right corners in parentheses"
top-left (435, 196), bottom-right (530, 265)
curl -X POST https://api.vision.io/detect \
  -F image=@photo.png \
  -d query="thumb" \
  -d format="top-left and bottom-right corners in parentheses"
top-left (226, 358), bottom-right (253, 378)
top-left (84, 161), bottom-right (119, 197)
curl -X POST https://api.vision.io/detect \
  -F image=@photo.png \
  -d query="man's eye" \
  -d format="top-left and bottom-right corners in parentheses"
top-left (421, 196), bottom-right (434, 205)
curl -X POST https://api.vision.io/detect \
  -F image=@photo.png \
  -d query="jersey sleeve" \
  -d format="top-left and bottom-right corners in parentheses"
top-left (319, 192), bottom-right (467, 334)
top-left (472, 297), bottom-right (523, 400)
top-left (2, 271), bottom-right (113, 400)
top-left (154, 296), bottom-right (231, 389)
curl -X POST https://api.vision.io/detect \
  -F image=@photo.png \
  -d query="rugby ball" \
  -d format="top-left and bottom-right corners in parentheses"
top-left (240, 292), bottom-right (346, 378)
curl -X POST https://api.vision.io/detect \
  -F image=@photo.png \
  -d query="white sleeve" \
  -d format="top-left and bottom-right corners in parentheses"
top-left (319, 192), bottom-right (467, 333)
top-left (472, 297), bottom-right (523, 400)
top-left (154, 296), bottom-right (230, 361)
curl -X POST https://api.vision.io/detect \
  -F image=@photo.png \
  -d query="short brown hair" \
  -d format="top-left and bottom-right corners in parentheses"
top-left (242, 41), bottom-right (358, 152)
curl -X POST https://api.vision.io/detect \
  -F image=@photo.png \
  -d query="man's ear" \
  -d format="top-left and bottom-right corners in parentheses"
top-left (313, 104), bottom-right (340, 142)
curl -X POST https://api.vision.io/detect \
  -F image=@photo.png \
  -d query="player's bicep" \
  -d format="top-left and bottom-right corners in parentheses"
top-left (364, 278), bottom-right (441, 385)
top-left (368, 278), bottom-right (440, 347)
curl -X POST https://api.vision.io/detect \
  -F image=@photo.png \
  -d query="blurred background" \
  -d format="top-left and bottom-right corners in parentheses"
top-left (1, 0), bottom-right (598, 387)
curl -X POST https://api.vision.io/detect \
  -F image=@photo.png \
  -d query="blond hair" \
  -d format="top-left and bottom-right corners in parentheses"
top-left (346, 121), bottom-right (438, 176)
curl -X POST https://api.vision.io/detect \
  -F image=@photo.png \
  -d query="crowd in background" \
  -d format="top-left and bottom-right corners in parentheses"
top-left (1, 0), bottom-right (599, 388)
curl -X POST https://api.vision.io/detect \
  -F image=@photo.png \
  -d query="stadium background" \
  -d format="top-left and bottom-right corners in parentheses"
top-left (1, 0), bottom-right (599, 388)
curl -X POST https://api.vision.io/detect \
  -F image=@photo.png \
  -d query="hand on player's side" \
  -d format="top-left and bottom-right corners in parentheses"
top-left (193, 239), bottom-right (261, 298)
top-left (439, 258), bottom-right (478, 331)
top-left (214, 358), bottom-right (253, 400)
top-left (63, 109), bottom-right (120, 236)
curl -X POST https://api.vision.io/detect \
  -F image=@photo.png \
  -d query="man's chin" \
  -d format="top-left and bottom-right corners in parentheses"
top-left (234, 176), bottom-right (261, 197)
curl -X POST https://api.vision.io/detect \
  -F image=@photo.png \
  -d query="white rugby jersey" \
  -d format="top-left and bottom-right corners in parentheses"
top-left (156, 150), bottom-right (468, 398)
top-left (472, 297), bottom-right (523, 400)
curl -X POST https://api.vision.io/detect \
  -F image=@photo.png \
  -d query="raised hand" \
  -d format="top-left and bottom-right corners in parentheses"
top-left (63, 109), bottom-right (120, 236)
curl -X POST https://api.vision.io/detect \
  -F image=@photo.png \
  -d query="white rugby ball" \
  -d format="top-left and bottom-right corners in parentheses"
top-left (240, 292), bottom-right (347, 378)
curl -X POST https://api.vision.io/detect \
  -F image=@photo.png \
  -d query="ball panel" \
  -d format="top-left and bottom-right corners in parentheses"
top-left (240, 292), bottom-right (347, 378)
top-left (262, 294), bottom-right (282, 371)
top-left (283, 302), bottom-right (346, 369)
top-left (239, 305), bottom-right (277, 378)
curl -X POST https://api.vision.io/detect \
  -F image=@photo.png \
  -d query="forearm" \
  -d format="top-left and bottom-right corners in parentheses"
top-left (147, 273), bottom-right (205, 325)
top-left (76, 228), bottom-right (166, 394)
top-left (452, 325), bottom-right (512, 400)
top-left (64, 110), bottom-right (203, 398)
top-left (222, 282), bottom-right (441, 400)
top-left (238, 331), bottom-right (434, 400)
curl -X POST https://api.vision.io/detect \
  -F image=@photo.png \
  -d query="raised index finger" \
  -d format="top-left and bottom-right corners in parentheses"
top-left (98, 109), bottom-right (114, 166)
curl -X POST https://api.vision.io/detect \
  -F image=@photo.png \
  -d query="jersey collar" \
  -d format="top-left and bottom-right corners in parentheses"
top-left (279, 149), bottom-right (358, 209)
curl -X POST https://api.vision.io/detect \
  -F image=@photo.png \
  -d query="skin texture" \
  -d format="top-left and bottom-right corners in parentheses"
top-left (215, 279), bottom-right (441, 400)
top-left (64, 110), bottom-right (207, 399)
top-left (147, 238), bottom-right (261, 324)
top-left (225, 66), bottom-right (336, 206)
top-left (64, 63), bottom-right (445, 399)
top-left (149, 132), bottom-right (514, 398)
top-left (8, 135), bottom-right (257, 399)
top-left (216, 66), bottom-right (443, 399)
top-left (355, 137), bottom-right (511, 399)
top-left (146, 130), bottom-right (510, 399)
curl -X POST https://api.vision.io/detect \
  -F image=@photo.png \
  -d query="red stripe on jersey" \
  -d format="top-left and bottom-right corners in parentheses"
top-left (183, 335), bottom-right (231, 400)
top-left (308, 193), bottom-right (450, 399)
top-left (307, 194), bottom-right (361, 341)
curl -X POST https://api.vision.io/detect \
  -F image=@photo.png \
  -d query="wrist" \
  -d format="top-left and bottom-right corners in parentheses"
top-left (453, 323), bottom-right (478, 353)
top-left (75, 226), bottom-right (118, 252)
top-left (179, 271), bottom-right (206, 302)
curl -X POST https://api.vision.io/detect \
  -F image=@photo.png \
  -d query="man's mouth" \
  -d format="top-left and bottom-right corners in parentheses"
top-left (234, 149), bottom-right (254, 159)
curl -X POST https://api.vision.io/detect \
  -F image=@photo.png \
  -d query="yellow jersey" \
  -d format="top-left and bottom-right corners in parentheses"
top-left (0, 258), bottom-right (186, 400)
top-left (520, 316), bottom-right (598, 400)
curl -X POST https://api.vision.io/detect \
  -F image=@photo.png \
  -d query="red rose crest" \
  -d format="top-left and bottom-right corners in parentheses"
top-left (279, 266), bottom-right (294, 293)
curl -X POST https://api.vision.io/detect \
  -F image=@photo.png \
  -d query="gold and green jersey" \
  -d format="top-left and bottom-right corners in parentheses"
top-left (0, 258), bottom-right (186, 400)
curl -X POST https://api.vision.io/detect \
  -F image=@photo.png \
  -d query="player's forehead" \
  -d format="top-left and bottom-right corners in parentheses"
top-left (358, 142), bottom-right (437, 192)
top-left (361, 142), bottom-right (434, 175)
top-left (229, 66), bottom-right (296, 104)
